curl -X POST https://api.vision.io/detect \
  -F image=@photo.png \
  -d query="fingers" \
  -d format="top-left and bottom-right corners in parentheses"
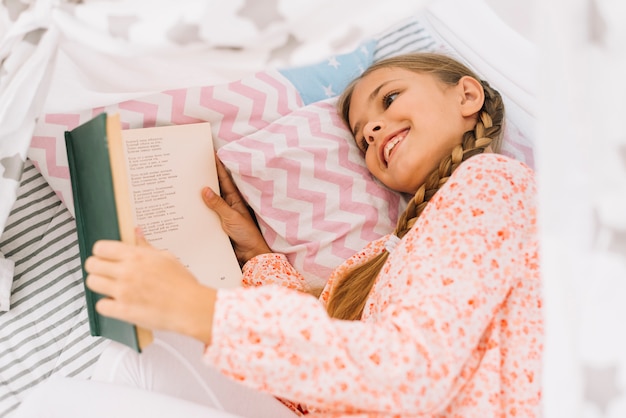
top-left (90, 230), bottom-right (151, 264)
top-left (214, 156), bottom-right (241, 199)
top-left (85, 249), bottom-right (120, 276)
top-left (91, 239), bottom-right (129, 260)
top-left (202, 187), bottom-right (234, 220)
top-left (86, 237), bottom-right (146, 283)
top-left (94, 297), bottom-right (118, 318)
top-left (85, 272), bottom-right (115, 297)
top-left (94, 294), bottom-right (134, 324)
top-left (214, 154), bottom-right (229, 180)
top-left (135, 227), bottom-right (150, 247)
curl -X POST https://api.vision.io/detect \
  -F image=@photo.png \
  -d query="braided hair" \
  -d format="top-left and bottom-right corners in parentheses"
top-left (326, 53), bottom-right (505, 320)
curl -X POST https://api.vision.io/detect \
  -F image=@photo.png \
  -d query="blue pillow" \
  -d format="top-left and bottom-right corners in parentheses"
top-left (279, 40), bottom-right (375, 105)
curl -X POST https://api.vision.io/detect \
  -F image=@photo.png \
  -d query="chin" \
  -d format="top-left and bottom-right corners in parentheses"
top-left (391, 183), bottom-right (418, 195)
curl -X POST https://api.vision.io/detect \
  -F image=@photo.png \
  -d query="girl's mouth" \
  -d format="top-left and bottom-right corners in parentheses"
top-left (383, 129), bottom-right (408, 164)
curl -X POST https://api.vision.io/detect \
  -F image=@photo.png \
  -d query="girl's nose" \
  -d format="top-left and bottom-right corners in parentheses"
top-left (363, 121), bottom-right (383, 144)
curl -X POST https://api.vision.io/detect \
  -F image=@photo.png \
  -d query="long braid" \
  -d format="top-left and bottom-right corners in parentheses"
top-left (395, 82), bottom-right (504, 242)
top-left (327, 62), bottom-right (504, 320)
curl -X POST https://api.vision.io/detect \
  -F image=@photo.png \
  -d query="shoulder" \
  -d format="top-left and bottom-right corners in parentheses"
top-left (454, 153), bottom-right (534, 181)
top-left (424, 153), bottom-right (537, 221)
top-left (448, 153), bottom-right (536, 196)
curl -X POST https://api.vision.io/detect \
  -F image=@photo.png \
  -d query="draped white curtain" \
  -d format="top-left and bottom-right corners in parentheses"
top-left (535, 0), bottom-right (626, 416)
top-left (0, 0), bottom-right (58, 239)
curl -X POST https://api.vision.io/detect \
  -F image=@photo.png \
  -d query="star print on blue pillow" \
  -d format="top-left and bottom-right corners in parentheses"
top-left (279, 40), bottom-right (375, 105)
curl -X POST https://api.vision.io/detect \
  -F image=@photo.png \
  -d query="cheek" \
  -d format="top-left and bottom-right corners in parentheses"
top-left (365, 153), bottom-right (398, 190)
top-left (364, 152), bottom-right (380, 176)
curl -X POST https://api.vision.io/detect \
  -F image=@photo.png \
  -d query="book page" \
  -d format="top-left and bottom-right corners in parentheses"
top-left (120, 123), bottom-right (242, 289)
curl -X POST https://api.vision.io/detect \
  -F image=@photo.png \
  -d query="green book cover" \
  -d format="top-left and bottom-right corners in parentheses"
top-left (65, 113), bottom-right (141, 352)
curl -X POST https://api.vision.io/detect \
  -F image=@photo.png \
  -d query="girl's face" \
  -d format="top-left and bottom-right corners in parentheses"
top-left (347, 67), bottom-right (481, 194)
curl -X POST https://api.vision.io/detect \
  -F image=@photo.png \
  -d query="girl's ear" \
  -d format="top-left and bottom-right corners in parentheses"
top-left (458, 76), bottom-right (485, 117)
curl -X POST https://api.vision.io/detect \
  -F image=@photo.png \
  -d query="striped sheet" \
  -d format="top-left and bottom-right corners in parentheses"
top-left (373, 17), bottom-right (439, 61)
top-left (0, 161), bottom-right (105, 418)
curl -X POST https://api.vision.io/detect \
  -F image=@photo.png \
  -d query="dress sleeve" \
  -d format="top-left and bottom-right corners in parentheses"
top-left (240, 253), bottom-right (309, 293)
top-left (204, 155), bottom-right (539, 415)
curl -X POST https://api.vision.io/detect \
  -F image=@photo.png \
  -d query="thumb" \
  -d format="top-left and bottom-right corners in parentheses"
top-left (134, 227), bottom-right (150, 247)
top-left (202, 187), bottom-right (234, 221)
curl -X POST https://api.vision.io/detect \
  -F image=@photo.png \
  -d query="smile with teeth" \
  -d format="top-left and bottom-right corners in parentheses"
top-left (383, 131), bottom-right (407, 163)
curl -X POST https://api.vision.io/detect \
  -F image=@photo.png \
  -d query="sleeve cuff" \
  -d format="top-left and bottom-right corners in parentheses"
top-left (241, 253), bottom-right (309, 292)
top-left (241, 252), bottom-right (290, 275)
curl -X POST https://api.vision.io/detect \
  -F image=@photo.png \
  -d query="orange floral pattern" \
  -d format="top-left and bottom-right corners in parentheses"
top-left (204, 154), bottom-right (543, 417)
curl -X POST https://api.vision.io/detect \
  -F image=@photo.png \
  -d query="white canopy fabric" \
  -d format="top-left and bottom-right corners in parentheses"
top-left (535, 0), bottom-right (626, 417)
top-left (1, 0), bottom-right (59, 235)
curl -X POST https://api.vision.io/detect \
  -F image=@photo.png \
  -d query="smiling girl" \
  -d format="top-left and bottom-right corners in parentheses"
top-left (15, 53), bottom-right (542, 418)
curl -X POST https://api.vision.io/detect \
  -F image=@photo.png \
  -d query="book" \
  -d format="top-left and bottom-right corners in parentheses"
top-left (65, 113), bottom-right (242, 352)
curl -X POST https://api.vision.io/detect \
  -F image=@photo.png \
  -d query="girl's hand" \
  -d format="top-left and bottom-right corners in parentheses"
top-left (85, 230), bottom-right (216, 344)
top-left (202, 156), bottom-right (272, 265)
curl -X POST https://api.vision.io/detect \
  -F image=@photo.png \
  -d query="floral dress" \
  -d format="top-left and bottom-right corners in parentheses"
top-left (204, 153), bottom-right (543, 417)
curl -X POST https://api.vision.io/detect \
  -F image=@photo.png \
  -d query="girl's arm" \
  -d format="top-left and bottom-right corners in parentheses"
top-left (204, 155), bottom-right (540, 414)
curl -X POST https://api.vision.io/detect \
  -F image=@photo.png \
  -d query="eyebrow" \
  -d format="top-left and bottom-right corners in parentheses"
top-left (351, 80), bottom-right (396, 137)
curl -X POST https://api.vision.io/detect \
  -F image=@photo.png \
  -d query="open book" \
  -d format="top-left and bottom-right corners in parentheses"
top-left (65, 113), bottom-right (242, 352)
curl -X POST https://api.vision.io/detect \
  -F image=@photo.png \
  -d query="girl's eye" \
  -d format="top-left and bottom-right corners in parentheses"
top-left (359, 137), bottom-right (369, 152)
top-left (383, 92), bottom-right (399, 109)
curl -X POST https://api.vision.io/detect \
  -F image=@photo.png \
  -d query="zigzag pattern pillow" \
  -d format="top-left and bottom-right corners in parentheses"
top-left (218, 98), bottom-right (407, 288)
top-left (28, 70), bottom-right (303, 215)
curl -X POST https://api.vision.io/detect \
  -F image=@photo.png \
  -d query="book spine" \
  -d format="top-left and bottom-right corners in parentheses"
top-left (64, 131), bottom-right (100, 336)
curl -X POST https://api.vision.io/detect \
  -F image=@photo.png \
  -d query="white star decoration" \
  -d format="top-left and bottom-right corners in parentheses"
top-left (108, 15), bottom-right (139, 40)
top-left (0, 153), bottom-right (25, 181)
top-left (583, 364), bottom-right (623, 415)
top-left (323, 84), bottom-right (335, 98)
top-left (166, 21), bottom-right (202, 46)
top-left (327, 56), bottom-right (340, 69)
top-left (238, 0), bottom-right (281, 30)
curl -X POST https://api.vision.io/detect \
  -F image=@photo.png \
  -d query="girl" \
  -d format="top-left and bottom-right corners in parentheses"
top-left (15, 53), bottom-right (542, 417)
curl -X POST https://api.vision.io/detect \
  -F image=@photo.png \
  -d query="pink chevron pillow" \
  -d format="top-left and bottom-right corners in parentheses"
top-left (28, 70), bottom-right (303, 216)
top-left (217, 98), bottom-right (407, 288)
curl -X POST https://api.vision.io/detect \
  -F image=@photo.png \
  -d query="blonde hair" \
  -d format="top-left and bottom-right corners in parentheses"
top-left (326, 53), bottom-right (505, 320)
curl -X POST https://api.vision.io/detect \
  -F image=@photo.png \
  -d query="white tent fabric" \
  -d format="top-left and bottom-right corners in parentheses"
top-left (0, 0), bottom-right (58, 239)
top-left (535, 0), bottom-right (626, 417)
